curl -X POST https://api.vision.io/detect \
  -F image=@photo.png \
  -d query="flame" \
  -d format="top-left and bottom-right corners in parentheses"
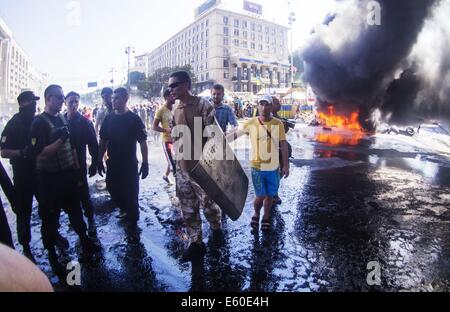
top-left (315, 105), bottom-right (365, 146)
top-left (315, 132), bottom-right (364, 146)
top-left (318, 106), bottom-right (363, 131)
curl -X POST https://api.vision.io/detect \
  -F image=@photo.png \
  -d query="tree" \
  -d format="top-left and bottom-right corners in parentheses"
top-left (128, 71), bottom-right (146, 86)
top-left (290, 49), bottom-right (304, 81)
top-left (138, 65), bottom-right (196, 97)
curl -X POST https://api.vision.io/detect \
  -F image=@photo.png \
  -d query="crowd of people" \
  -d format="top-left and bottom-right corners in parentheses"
top-left (0, 71), bottom-right (292, 285)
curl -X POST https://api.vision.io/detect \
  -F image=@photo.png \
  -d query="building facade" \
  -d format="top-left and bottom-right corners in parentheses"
top-left (0, 17), bottom-right (47, 115)
top-left (135, 4), bottom-right (290, 94)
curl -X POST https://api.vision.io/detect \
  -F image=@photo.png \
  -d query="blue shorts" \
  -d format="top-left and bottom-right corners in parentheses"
top-left (251, 168), bottom-right (280, 197)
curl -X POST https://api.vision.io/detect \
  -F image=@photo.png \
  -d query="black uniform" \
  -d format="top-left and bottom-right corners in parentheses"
top-left (100, 111), bottom-right (147, 222)
top-left (0, 112), bottom-right (38, 247)
top-left (0, 161), bottom-right (15, 248)
top-left (65, 112), bottom-right (98, 219)
top-left (30, 112), bottom-right (88, 249)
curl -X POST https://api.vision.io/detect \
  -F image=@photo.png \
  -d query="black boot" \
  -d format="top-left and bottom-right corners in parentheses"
top-left (181, 242), bottom-right (206, 262)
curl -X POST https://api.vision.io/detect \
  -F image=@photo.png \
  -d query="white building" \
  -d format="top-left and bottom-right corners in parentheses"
top-left (0, 17), bottom-right (48, 114)
top-left (136, 0), bottom-right (291, 94)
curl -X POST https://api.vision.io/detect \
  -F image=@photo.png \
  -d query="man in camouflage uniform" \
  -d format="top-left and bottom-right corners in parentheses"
top-left (169, 71), bottom-right (222, 262)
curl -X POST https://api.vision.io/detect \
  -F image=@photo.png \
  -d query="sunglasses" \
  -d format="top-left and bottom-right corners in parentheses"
top-left (168, 81), bottom-right (186, 89)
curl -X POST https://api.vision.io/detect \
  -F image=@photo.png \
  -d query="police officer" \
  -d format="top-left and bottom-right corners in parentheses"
top-left (98, 87), bottom-right (149, 226)
top-left (64, 91), bottom-right (99, 235)
top-left (0, 91), bottom-right (40, 259)
top-left (0, 161), bottom-right (15, 248)
top-left (30, 85), bottom-right (99, 263)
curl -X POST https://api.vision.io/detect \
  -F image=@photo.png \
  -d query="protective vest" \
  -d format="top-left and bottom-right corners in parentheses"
top-left (36, 113), bottom-right (75, 172)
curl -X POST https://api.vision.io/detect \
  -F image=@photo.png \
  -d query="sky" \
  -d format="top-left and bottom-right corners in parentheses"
top-left (0, 0), bottom-right (334, 94)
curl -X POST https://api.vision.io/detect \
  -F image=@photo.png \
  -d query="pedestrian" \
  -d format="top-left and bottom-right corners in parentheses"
top-left (211, 84), bottom-right (238, 134)
top-left (227, 95), bottom-right (290, 231)
top-left (64, 91), bottom-right (99, 235)
top-left (30, 85), bottom-right (99, 265)
top-left (152, 89), bottom-right (176, 184)
top-left (169, 71), bottom-right (222, 262)
top-left (0, 91), bottom-right (41, 259)
top-left (271, 96), bottom-right (294, 206)
top-left (98, 87), bottom-right (149, 226)
top-left (0, 162), bottom-right (15, 249)
top-left (95, 88), bottom-right (113, 136)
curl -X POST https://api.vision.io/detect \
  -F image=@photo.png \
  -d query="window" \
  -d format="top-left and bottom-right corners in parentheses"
top-left (234, 39), bottom-right (239, 47)
top-left (251, 42), bottom-right (256, 49)
top-left (257, 24), bottom-right (262, 32)
top-left (224, 27), bottom-right (229, 36)
top-left (206, 19), bottom-right (209, 27)
top-left (223, 16), bottom-right (229, 24)
top-left (242, 21), bottom-right (247, 29)
top-left (224, 60), bottom-right (229, 67)
top-left (224, 37), bottom-right (229, 45)
top-left (223, 48), bottom-right (229, 56)
top-left (242, 41), bottom-right (248, 48)
top-left (234, 29), bottom-right (239, 36)
top-left (251, 33), bottom-right (255, 41)
top-left (243, 31), bottom-right (248, 39)
top-left (265, 26), bottom-right (270, 34)
top-left (224, 72), bottom-right (229, 79)
top-left (205, 29), bottom-right (209, 37)
top-left (234, 19), bottom-right (239, 27)
top-left (258, 44), bottom-right (263, 51)
top-left (251, 23), bottom-right (255, 31)
top-left (206, 72), bottom-right (209, 80)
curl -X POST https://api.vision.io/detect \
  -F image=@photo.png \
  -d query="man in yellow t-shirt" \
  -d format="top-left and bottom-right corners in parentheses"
top-left (152, 89), bottom-right (176, 184)
top-left (228, 95), bottom-right (290, 232)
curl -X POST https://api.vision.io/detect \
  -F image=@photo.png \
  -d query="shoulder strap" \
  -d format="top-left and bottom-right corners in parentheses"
top-left (257, 117), bottom-right (272, 139)
top-left (38, 113), bottom-right (56, 129)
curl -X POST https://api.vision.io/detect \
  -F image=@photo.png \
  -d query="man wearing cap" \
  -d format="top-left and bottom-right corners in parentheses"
top-left (64, 91), bottom-right (99, 235)
top-left (227, 95), bottom-right (290, 232)
top-left (95, 87), bottom-right (114, 136)
top-left (30, 85), bottom-right (99, 265)
top-left (211, 84), bottom-right (238, 134)
top-left (1, 91), bottom-right (41, 260)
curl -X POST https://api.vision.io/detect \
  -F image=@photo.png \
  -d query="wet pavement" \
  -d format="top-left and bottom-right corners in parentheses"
top-left (1, 124), bottom-right (450, 292)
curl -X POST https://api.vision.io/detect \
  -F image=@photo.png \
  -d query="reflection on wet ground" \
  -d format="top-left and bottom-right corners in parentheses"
top-left (1, 125), bottom-right (449, 291)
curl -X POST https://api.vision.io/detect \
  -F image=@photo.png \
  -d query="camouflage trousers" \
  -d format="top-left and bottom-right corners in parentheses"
top-left (176, 168), bottom-right (222, 244)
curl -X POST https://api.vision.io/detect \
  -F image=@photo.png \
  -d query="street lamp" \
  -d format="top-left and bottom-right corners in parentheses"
top-left (125, 46), bottom-right (135, 91)
top-left (288, 1), bottom-right (296, 88)
top-left (109, 68), bottom-right (117, 89)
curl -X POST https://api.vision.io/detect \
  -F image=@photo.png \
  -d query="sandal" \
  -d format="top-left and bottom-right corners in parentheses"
top-left (250, 216), bottom-right (259, 229)
top-left (261, 219), bottom-right (271, 232)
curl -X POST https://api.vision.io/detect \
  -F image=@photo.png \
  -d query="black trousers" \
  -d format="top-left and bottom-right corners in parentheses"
top-left (37, 170), bottom-right (87, 249)
top-left (0, 199), bottom-right (14, 248)
top-left (13, 173), bottom-right (39, 246)
top-left (106, 162), bottom-right (139, 222)
top-left (78, 172), bottom-right (94, 219)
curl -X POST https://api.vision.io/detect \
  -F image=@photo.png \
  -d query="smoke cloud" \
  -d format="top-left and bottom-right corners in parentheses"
top-left (301, 0), bottom-right (449, 129)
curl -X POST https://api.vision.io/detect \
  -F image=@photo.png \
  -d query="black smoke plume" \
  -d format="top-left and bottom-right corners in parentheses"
top-left (301, 0), bottom-right (448, 129)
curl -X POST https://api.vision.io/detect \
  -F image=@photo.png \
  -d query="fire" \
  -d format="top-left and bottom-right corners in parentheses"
top-left (315, 132), bottom-right (365, 146)
top-left (315, 106), bottom-right (365, 146)
top-left (317, 106), bottom-right (363, 131)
